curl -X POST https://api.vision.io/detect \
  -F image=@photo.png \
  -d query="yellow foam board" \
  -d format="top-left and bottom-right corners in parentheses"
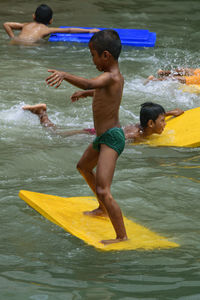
top-left (19, 190), bottom-right (179, 251)
top-left (180, 84), bottom-right (200, 94)
top-left (132, 107), bottom-right (200, 147)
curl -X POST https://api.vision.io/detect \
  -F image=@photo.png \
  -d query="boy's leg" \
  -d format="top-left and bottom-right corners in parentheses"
top-left (77, 144), bottom-right (107, 216)
top-left (23, 104), bottom-right (95, 137)
top-left (95, 144), bottom-right (127, 244)
top-left (58, 129), bottom-right (93, 137)
top-left (23, 104), bottom-right (56, 128)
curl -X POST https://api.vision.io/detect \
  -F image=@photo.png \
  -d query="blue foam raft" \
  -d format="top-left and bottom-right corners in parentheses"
top-left (49, 27), bottom-right (156, 47)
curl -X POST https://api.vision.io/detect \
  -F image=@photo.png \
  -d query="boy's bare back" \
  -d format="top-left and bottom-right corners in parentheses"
top-left (11, 22), bottom-right (50, 43)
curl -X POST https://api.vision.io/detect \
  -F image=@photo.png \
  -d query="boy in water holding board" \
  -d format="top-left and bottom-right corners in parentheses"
top-left (23, 102), bottom-right (184, 140)
top-left (3, 4), bottom-right (99, 44)
top-left (45, 29), bottom-right (127, 245)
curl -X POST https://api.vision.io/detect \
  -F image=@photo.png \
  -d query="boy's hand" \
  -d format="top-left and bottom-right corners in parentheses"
top-left (46, 69), bottom-right (66, 88)
top-left (71, 90), bottom-right (94, 102)
top-left (71, 90), bottom-right (95, 102)
top-left (165, 108), bottom-right (184, 117)
top-left (172, 108), bottom-right (184, 116)
top-left (71, 91), bottom-right (85, 102)
top-left (89, 28), bottom-right (100, 33)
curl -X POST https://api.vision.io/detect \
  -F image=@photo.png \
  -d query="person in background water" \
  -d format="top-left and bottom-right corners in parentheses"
top-left (3, 4), bottom-right (99, 44)
top-left (145, 68), bottom-right (200, 85)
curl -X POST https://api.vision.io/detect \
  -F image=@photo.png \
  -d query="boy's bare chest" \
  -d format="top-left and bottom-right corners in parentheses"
top-left (92, 92), bottom-right (121, 116)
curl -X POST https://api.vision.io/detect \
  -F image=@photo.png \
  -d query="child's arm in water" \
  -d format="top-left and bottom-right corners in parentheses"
top-left (3, 22), bottom-right (26, 38)
top-left (165, 108), bottom-right (184, 117)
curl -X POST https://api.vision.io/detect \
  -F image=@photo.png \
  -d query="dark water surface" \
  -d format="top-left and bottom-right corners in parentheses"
top-left (0, 1), bottom-right (200, 299)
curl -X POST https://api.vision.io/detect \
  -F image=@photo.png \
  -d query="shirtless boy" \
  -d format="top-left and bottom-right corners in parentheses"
top-left (23, 102), bottom-right (184, 140)
top-left (3, 4), bottom-right (99, 44)
top-left (145, 68), bottom-right (200, 85)
top-left (45, 29), bottom-right (127, 245)
top-left (124, 102), bottom-right (184, 141)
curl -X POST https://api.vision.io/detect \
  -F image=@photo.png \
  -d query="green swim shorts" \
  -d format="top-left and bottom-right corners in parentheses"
top-left (93, 127), bottom-right (125, 156)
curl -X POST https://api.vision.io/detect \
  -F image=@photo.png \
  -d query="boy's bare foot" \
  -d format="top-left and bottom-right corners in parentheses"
top-left (100, 236), bottom-right (128, 245)
top-left (23, 103), bottom-right (55, 128)
top-left (22, 103), bottom-right (47, 115)
top-left (144, 75), bottom-right (156, 85)
top-left (157, 69), bottom-right (164, 76)
top-left (148, 75), bottom-right (156, 80)
top-left (84, 207), bottom-right (108, 217)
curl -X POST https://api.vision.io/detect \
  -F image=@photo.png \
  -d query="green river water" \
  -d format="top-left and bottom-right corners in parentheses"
top-left (0, 0), bottom-right (200, 299)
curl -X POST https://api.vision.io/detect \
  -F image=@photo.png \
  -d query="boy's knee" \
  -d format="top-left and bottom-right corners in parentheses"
top-left (96, 186), bottom-right (110, 202)
top-left (76, 161), bottom-right (92, 174)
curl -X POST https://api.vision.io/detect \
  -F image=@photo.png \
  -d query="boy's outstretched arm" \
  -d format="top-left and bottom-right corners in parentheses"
top-left (3, 22), bottom-right (25, 38)
top-left (46, 69), bottom-right (113, 90)
top-left (165, 108), bottom-right (184, 117)
top-left (47, 27), bottom-right (99, 35)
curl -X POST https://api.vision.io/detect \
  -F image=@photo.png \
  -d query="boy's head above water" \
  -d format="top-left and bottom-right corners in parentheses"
top-left (89, 29), bottom-right (122, 61)
top-left (34, 4), bottom-right (53, 25)
top-left (140, 102), bottom-right (166, 134)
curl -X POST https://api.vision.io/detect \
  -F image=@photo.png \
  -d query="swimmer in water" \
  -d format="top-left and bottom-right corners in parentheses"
top-left (23, 102), bottom-right (184, 141)
top-left (3, 4), bottom-right (99, 44)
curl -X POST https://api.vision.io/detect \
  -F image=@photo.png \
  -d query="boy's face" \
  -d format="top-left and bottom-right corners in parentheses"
top-left (152, 113), bottom-right (166, 134)
top-left (89, 42), bottom-right (104, 71)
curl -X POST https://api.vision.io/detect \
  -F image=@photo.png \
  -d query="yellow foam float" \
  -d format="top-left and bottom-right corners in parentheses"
top-left (132, 107), bottom-right (200, 147)
top-left (19, 190), bottom-right (179, 251)
top-left (180, 84), bottom-right (200, 94)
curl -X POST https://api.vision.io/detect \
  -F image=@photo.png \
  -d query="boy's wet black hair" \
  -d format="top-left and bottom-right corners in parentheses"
top-left (140, 102), bottom-right (165, 128)
top-left (35, 4), bottom-right (53, 25)
top-left (89, 29), bottom-right (122, 60)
